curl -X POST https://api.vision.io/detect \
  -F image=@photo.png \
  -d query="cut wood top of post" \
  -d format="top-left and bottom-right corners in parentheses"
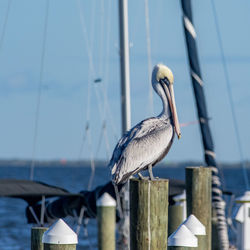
top-left (42, 219), bottom-right (78, 244)
top-left (186, 166), bottom-right (210, 170)
top-left (96, 192), bottom-right (116, 207)
top-left (130, 178), bottom-right (169, 183)
top-left (168, 224), bottom-right (197, 247)
top-left (182, 214), bottom-right (206, 235)
top-left (32, 227), bottom-right (48, 230)
top-left (235, 190), bottom-right (250, 203)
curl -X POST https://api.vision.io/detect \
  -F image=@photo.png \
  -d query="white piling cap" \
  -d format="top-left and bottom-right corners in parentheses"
top-left (235, 190), bottom-right (250, 203)
top-left (168, 224), bottom-right (197, 247)
top-left (42, 219), bottom-right (78, 244)
top-left (96, 192), bottom-right (116, 207)
top-left (173, 190), bottom-right (186, 202)
top-left (182, 214), bottom-right (206, 235)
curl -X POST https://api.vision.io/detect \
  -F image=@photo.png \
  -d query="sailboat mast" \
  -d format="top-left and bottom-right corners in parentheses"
top-left (180, 1), bottom-right (229, 249)
top-left (118, 0), bottom-right (131, 249)
top-left (119, 0), bottom-right (131, 134)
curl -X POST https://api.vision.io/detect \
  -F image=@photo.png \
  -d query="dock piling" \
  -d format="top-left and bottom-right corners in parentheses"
top-left (130, 178), bottom-right (169, 250)
top-left (31, 227), bottom-right (48, 250)
top-left (185, 166), bottom-right (212, 250)
top-left (168, 205), bottom-right (184, 236)
top-left (97, 192), bottom-right (116, 250)
top-left (168, 191), bottom-right (186, 236)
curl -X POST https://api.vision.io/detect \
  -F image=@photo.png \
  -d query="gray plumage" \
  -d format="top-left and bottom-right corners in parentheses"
top-left (109, 64), bottom-right (181, 184)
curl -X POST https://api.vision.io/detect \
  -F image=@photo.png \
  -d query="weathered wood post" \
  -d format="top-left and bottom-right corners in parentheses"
top-left (42, 219), bottom-right (78, 250)
top-left (97, 192), bottom-right (116, 250)
top-left (185, 166), bottom-right (212, 250)
top-left (168, 224), bottom-right (197, 250)
top-left (168, 205), bottom-right (184, 237)
top-left (130, 178), bottom-right (169, 250)
top-left (168, 191), bottom-right (186, 236)
top-left (31, 227), bottom-right (48, 250)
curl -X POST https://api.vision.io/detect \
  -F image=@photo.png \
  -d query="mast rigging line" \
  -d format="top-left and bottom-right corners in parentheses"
top-left (30, 0), bottom-right (50, 180)
top-left (102, 0), bottom-right (119, 142)
top-left (77, 0), bottom-right (97, 192)
top-left (77, 0), bottom-right (117, 155)
top-left (210, 0), bottom-right (249, 190)
top-left (180, 1), bottom-right (229, 249)
top-left (95, 0), bottom-right (117, 159)
top-left (77, 0), bottom-right (119, 191)
top-left (0, 0), bottom-right (12, 53)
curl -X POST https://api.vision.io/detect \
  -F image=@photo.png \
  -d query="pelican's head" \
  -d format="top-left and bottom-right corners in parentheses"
top-left (152, 63), bottom-right (181, 139)
top-left (156, 64), bottom-right (174, 85)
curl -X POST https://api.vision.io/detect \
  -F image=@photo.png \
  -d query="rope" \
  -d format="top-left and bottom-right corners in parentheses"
top-left (210, 0), bottom-right (249, 190)
top-left (77, 0), bottom-right (116, 162)
top-left (75, 206), bottom-right (85, 235)
top-left (77, 0), bottom-right (94, 123)
top-left (77, 0), bottom-right (107, 135)
top-left (102, 0), bottom-right (119, 143)
top-left (103, 122), bottom-right (111, 159)
top-left (40, 195), bottom-right (46, 226)
top-left (30, 0), bottom-right (49, 180)
top-left (0, 0), bottom-right (12, 53)
top-left (96, 121), bottom-right (111, 159)
top-left (87, 126), bottom-right (95, 191)
top-left (144, 0), bottom-right (154, 116)
top-left (77, 0), bottom-right (98, 191)
top-left (98, 0), bottom-right (105, 78)
top-left (28, 206), bottom-right (40, 225)
top-left (77, 122), bottom-right (95, 190)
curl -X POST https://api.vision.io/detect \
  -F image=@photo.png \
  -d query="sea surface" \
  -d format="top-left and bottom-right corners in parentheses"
top-left (0, 163), bottom-right (249, 250)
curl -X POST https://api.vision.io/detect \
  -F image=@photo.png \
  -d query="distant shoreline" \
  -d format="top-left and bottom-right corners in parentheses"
top-left (0, 159), bottom-right (248, 169)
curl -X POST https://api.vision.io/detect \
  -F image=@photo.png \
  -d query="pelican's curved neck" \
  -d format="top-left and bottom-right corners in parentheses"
top-left (158, 91), bottom-right (171, 119)
top-left (153, 83), bottom-right (171, 119)
top-left (152, 66), bottom-right (171, 119)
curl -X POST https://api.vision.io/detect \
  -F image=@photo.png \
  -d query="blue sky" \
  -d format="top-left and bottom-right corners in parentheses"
top-left (0, 0), bottom-right (250, 163)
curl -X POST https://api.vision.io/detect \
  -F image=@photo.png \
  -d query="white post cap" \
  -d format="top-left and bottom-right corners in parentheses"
top-left (182, 214), bottom-right (206, 235)
top-left (42, 219), bottom-right (78, 244)
top-left (168, 224), bottom-right (197, 247)
top-left (96, 192), bottom-right (116, 207)
top-left (235, 190), bottom-right (250, 203)
top-left (173, 190), bottom-right (186, 202)
top-left (233, 205), bottom-right (244, 223)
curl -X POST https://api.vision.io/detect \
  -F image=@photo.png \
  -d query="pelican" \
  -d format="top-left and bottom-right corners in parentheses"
top-left (109, 64), bottom-right (181, 184)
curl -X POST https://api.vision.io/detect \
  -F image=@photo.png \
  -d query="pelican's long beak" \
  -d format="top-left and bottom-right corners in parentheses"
top-left (162, 82), bottom-right (181, 139)
top-left (169, 84), bottom-right (181, 139)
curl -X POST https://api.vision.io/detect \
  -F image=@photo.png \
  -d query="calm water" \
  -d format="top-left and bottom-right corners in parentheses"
top-left (0, 164), bottom-right (249, 249)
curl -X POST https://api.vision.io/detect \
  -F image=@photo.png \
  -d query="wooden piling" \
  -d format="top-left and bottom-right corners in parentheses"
top-left (185, 166), bottom-right (211, 250)
top-left (31, 227), bottom-right (48, 250)
top-left (168, 205), bottom-right (184, 236)
top-left (43, 244), bottom-right (76, 250)
top-left (130, 178), bottom-right (169, 250)
top-left (97, 193), bottom-right (116, 250)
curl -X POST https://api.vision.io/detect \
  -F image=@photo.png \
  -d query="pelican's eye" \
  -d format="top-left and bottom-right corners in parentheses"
top-left (159, 77), bottom-right (170, 86)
